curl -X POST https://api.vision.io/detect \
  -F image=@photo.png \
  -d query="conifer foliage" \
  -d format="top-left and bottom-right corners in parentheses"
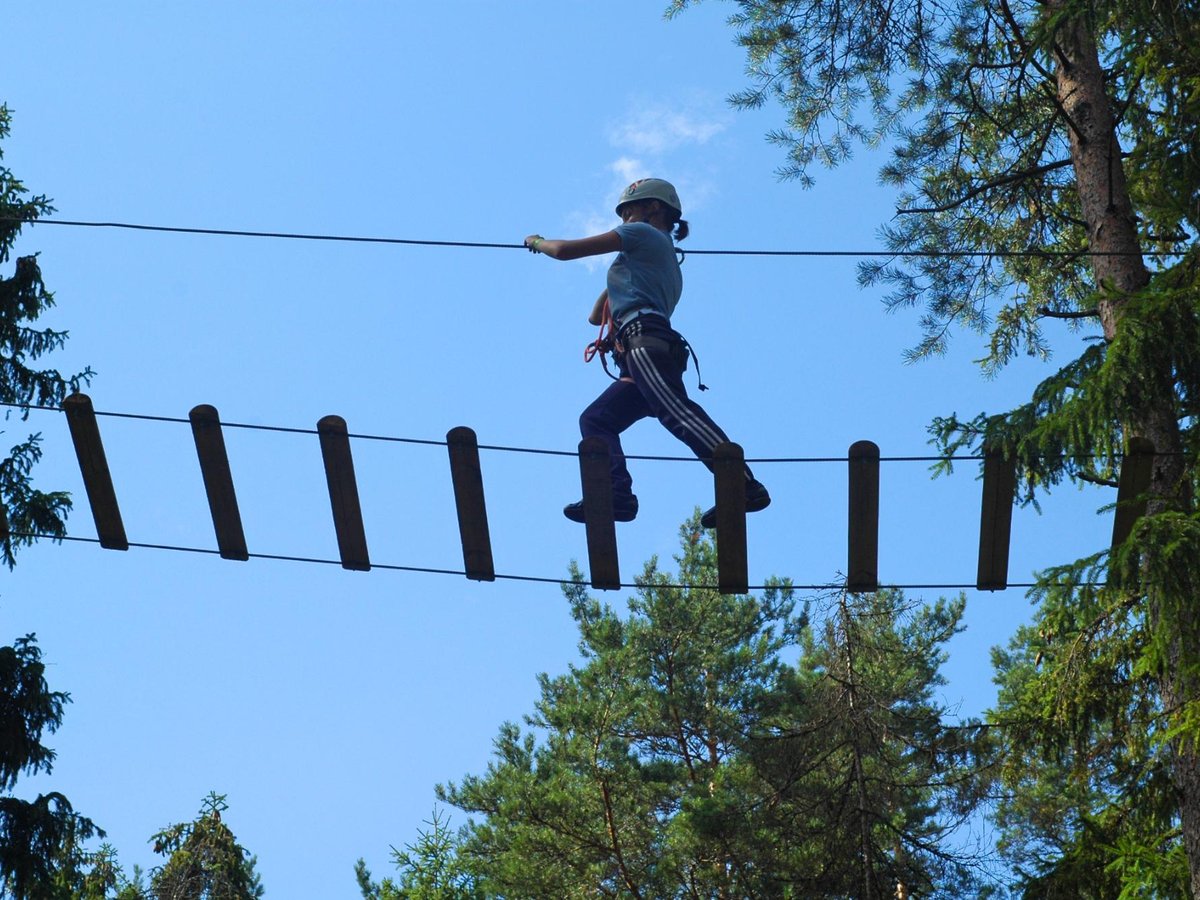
top-left (0, 104), bottom-right (93, 568)
top-left (355, 809), bottom-right (483, 900)
top-left (390, 519), bottom-right (985, 898)
top-left (667, 0), bottom-right (1200, 893)
top-left (145, 794), bottom-right (263, 900)
top-left (20, 794), bottom-right (262, 900)
top-left (0, 635), bottom-right (99, 899)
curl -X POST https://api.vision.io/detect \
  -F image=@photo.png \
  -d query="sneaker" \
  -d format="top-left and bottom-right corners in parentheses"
top-left (564, 494), bottom-right (639, 524)
top-left (700, 480), bottom-right (770, 529)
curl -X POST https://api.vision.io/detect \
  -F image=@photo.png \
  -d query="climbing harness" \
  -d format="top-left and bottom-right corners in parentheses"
top-left (585, 298), bottom-right (708, 392)
top-left (620, 317), bottom-right (708, 392)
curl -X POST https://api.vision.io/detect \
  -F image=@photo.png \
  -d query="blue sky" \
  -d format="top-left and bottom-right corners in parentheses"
top-left (2, 2), bottom-right (1112, 895)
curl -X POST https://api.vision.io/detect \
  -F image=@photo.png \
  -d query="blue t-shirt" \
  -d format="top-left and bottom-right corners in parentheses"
top-left (606, 222), bottom-right (682, 326)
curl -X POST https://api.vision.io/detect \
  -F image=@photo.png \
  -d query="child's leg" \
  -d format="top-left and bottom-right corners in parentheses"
top-left (579, 379), bottom-right (650, 499)
top-left (623, 322), bottom-right (770, 526)
top-left (625, 335), bottom-right (736, 470)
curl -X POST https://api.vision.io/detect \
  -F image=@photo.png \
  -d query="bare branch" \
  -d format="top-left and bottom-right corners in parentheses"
top-left (1036, 306), bottom-right (1100, 319)
top-left (899, 158), bottom-right (1074, 214)
top-left (998, 0), bottom-right (1055, 84)
top-left (1075, 471), bottom-right (1119, 488)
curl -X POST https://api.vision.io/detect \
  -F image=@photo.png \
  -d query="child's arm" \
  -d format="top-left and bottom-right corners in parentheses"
top-left (588, 289), bottom-right (609, 326)
top-left (524, 231), bottom-right (621, 261)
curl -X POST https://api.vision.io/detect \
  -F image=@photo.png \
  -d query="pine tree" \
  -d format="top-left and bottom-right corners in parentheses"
top-left (750, 589), bottom-right (984, 898)
top-left (46, 842), bottom-right (146, 900)
top-left (667, 0), bottom-right (1200, 892)
top-left (427, 517), bottom-right (983, 897)
top-left (0, 103), bottom-right (93, 568)
top-left (0, 636), bottom-right (100, 900)
top-left (987, 594), bottom-right (1190, 897)
top-left (146, 794), bottom-right (262, 900)
top-left (0, 103), bottom-right (106, 900)
top-left (355, 809), bottom-right (482, 900)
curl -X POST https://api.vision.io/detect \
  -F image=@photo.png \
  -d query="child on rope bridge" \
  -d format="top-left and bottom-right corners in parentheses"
top-left (524, 178), bottom-right (769, 528)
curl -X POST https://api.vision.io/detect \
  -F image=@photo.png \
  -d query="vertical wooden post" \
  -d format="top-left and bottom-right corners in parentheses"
top-left (977, 448), bottom-right (1017, 591)
top-left (712, 442), bottom-right (749, 594)
top-left (446, 426), bottom-right (495, 582)
top-left (578, 436), bottom-right (620, 590)
top-left (1111, 437), bottom-right (1155, 549)
top-left (847, 440), bottom-right (879, 593)
top-left (62, 393), bottom-right (128, 550)
top-left (317, 415), bottom-right (370, 571)
top-left (189, 404), bottom-right (249, 561)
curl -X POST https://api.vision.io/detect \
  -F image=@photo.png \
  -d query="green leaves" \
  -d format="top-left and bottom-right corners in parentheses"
top-left (671, 1), bottom-right (1200, 892)
top-left (0, 634), bottom-right (104, 900)
top-left (423, 520), bottom-right (983, 897)
top-left (0, 635), bottom-right (67, 792)
top-left (0, 104), bottom-right (93, 570)
top-left (147, 793), bottom-right (263, 900)
top-left (0, 792), bottom-right (101, 900)
top-left (989, 576), bottom-right (1191, 896)
top-left (356, 808), bottom-right (484, 900)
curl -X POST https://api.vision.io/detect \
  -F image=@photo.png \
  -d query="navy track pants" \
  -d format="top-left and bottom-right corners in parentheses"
top-left (578, 315), bottom-right (752, 499)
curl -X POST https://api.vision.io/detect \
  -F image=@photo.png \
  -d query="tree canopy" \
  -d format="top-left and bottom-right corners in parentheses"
top-left (0, 635), bottom-right (100, 900)
top-left (145, 793), bottom-right (263, 900)
top-left (0, 103), bottom-right (93, 568)
top-left (355, 809), bottom-right (483, 900)
top-left (667, 0), bottom-right (1200, 894)
top-left (0, 103), bottom-right (107, 900)
top-left (371, 517), bottom-right (989, 897)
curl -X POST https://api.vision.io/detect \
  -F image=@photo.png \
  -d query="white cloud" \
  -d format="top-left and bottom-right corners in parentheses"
top-left (556, 96), bottom-right (729, 267)
top-left (602, 98), bottom-right (730, 218)
top-left (561, 158), bottom-right (647, 271)
top-left (610, 156), bottom-right (644, 185)
top-left (608, 107), bottom-right (728, 156)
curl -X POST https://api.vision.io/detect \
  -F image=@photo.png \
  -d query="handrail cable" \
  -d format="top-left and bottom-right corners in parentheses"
top-left (8, 401), bottom-right (1188, 463)
top-left (5, 216), bottom-right (1182, 259)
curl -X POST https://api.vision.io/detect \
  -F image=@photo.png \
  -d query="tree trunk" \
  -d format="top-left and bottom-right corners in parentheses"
top-left (1051, 6), bottom-right (1200, 895)
top-left (841, 594), bottom-right (883, 900)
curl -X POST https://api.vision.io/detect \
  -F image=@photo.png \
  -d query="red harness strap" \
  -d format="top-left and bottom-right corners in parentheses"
top-left (584, 296), bottom-right (622, 381)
